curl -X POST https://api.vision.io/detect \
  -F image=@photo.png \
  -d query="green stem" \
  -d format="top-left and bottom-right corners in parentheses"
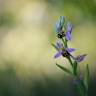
top-left (73, 61), bottom-right (78, 76)
top-left (61, 37), bottom-right (87, 96)
top-left (61, 38), bottom-right (66, 46)
top-left (61, 38), bottom-right (68, 47)
top-left (67, 56), bottom-right (73, 68)
top-left (67, 55), bottom-right (86, 96)
top-left (65, 39), bottom-right (68, 48)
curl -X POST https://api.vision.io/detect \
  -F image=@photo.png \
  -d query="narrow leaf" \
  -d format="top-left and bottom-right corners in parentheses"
top-left (51, 43), bottom-right (58, 51)
top-left (75, 84), bottom-right (85, 96)
top-left (56, 63), bottom-right (72, 75)
top-left (84, 64), bottom-right (89, 90)
top-left (73, 61), bottom-right (77, 76)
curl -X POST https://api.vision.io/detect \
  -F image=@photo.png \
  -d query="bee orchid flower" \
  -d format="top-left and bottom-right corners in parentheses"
top-left (54, 42), bottom-right (75, 58)
top-left (52, 16), bottom-right (89, 96)
top-left (75, 54), bottom-right (87, 62)
top-left (55, 17), bottom-right (73, 41)
top-left (53, 42), bottom-right (87, 63)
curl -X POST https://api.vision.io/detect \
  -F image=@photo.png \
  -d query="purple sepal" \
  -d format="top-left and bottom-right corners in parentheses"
top-left (66, 22), bottom-right (72, 32)
top-left (75, 54), bottom-right (87, 62)
top-left (54, 51), bottom-right (62, 58)
top-left (56, 42), bottom-right (62, 50)
top-left (65, 31), bottom-right (71, 41)
top-left (66, 48), bottom-right (75, 53)
top-left (55, 21), bottom-right (61, 33)
top-left (59, 16), bottom-right (65, 27)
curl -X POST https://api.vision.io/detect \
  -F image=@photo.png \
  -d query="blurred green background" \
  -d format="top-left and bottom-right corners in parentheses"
top-left (0, 0), bottom-right (96, 96)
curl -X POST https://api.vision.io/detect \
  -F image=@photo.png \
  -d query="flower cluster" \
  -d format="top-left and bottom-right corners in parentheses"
top-left (54, 16), bottom-right (86, 63)
top-left (52, 16), bottom-right (89, 96)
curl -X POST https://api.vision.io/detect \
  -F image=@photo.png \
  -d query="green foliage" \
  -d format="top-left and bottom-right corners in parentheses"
top-left (51, 43), bottom-right (58, 51)
top-left (0, 12), bottom-right (15, 27)
top-left (73, 61), bottom-right (77, 76)
top-left (56, 63), bottom-right (72, 75)
top-left (84, 64), bottom-right (89, 91)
